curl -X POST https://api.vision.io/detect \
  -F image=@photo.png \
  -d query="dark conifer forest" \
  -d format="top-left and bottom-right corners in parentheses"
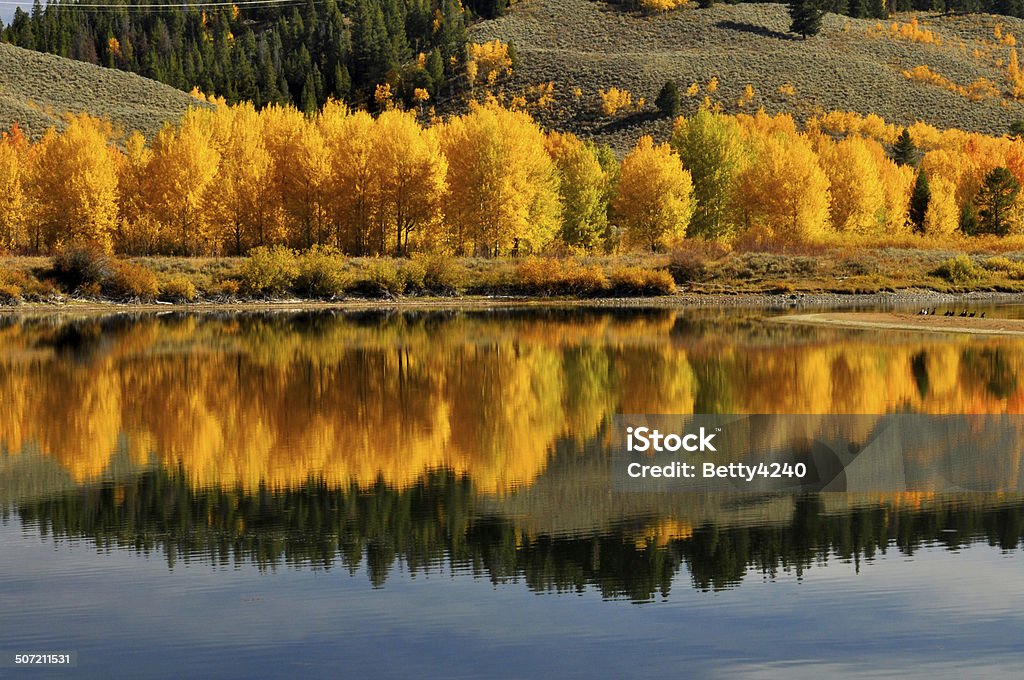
top-left (0, 0), bottom-right (511, 110)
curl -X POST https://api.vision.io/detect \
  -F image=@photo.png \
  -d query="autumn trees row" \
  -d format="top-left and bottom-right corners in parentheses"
top-left (4, 102), bottom-right (1024, 258)
top-left (0, 101), bottom-right (673, 257)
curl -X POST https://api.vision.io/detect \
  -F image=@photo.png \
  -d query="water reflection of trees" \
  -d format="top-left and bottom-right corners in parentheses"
top-left (13, 470), bottom-right (1024, 601)
top-left (5, 311), bottom-right (1024, 493)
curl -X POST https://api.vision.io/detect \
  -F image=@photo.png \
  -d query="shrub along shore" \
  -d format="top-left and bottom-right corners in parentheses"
top-left (5, 244), bottom-right (1024, 307)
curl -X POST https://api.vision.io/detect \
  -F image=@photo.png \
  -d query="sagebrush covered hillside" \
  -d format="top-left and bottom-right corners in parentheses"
top-left (472, 0), bottom-right (1024, 150)
top-left (0, 41), bottom-right (207, 138)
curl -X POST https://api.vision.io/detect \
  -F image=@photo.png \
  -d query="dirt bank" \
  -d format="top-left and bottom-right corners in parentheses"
top-left (775, 310), bottom-right (1024, 335)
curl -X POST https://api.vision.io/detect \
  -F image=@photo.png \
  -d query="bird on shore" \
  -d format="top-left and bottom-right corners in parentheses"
top-left (981, 312), bottom-right (986, 318)
top-left (960, 310), bottom-right (968, 317)
top-left (945, 310), bottom-right (954, 316)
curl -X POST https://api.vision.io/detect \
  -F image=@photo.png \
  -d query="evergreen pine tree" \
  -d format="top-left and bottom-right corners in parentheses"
top-left (789, 0), bottom-right (824, 38)
top-left (846, 0), bottom-right (867, 16)
top-left (426, 49), bottom-right (445, 92)
top-left (976, 167), bottom-right (1022, 236)
top-left (892, 129), bottom-right (917, 166)
top-left (300, 73), bottom-right (318, 114)
top-left (909, 170), bottom-right (930, 233)
top-left (656, 81), bottom-right (681, 118)
top-left (10, 8), bottom-right (35, 49)
top-left (334, 64), bottom-right (352, 100)
top-left (960, 200), bottom-right (979, 235)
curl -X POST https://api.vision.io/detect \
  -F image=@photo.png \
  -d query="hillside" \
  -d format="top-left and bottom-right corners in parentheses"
top-left (0, 41), bottom-right (207, 138)
top-left (472, 0), bottom-right (1024, 150)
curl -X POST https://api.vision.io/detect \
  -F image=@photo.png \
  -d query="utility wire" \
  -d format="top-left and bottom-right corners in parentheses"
top-left (0, 0), bottom-right (318, 7)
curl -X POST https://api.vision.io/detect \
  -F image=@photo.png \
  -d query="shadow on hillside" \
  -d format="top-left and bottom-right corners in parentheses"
top-left (715, 20), bottom-right (796, 41)
top-left (593, 110), bottom-right (666, 135)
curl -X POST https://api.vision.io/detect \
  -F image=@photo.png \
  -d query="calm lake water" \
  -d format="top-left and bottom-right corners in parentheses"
top-left (1, 307), bottom-right (1023, 679)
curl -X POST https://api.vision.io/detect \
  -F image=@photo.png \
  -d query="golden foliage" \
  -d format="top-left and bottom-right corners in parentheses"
top-left (374, 109), bottom-right (448, 255)
top-left (146, 110), bottom-right (220, 254)
top-left (6, 313), bottom-right (1024, 494)
top-left (614, 136), bottom-right (694, 251)
top-left (736, 121), bottom-right (831, 245)
top-left (639, 0), bottom-right (688, 11)
top-left (441, 103), bottom-right (560, 255)
top-left (599, 87), bottom-right (635, 117)
top-left (1009, 48), bottom-right (1024, 99)
top-left (209, 102), bottom-right (273, 254)
top-left (466, 40), bottom-right (513, 87)
top-left (32, 114), bottom-right (120, 253)
top-left (902, 65), bottom-right (1000, 103)
top-left (737, 84), bottom-right (755, 108)
top-left (374, 83), bottom-right (394, 109)
top-left (995, 23), bottom-right (1017, 46)
top-left (0, 128), bottom-right (25, 251)
top-left (820, 136), bottom-right (886, 234)
top-left (7, 102), bottom-right (1024, 258)
top-left (888, 17), bottom-right (943, 45)
top-left (924, 176), bottom-right (960, 236)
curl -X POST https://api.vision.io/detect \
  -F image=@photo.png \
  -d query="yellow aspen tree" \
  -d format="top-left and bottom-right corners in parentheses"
top-left (545, 131), bottom-right (610, 251)
top-left (671, 107), bottom-right (747, 239)
top-left (261, 104), bottom-right (329, 249)
top-left (374, 109), bottom-right (448, 255)
top-left (1010, 48), bottom-right (1024, 98)
top-left (210, 103), bottom-right (273, 254)
top-left (820, 136), bottom-right (886, 234)
top-left (465, 40), bottom-right (513, 87)
top-left (32, 114), bottom-right (121, 253)
top-left (440, 104), bottom-right (560, 256)
top-left (613, 136), bottom-right (694, 251)
top-left (735, 109), bottom-right (799, 138)
top-left (437, 113), bottom-right (477, 251)
top-left (115, 131), bottom-right (156, 254)
top-left (956, 134), bottom-right (1007, 205)
top-left (0, 128), bottom-right (25, 252)
top-left (921, 148), bottom-right (970, 205)
top-left (875, 153), bottom-right (916, 233)
top-left (906, 121), bottom-right (942, 150)
top-left (923, 176), bottom-right (960, 236)
top-left (147, 110), bottom-right (220, 254)
top-left (736, 131), bottom-right (830, 245)
top-left (318, 102), bottom-right (381, 254)
top-left (1004, 138), bottom-right (1024, 186)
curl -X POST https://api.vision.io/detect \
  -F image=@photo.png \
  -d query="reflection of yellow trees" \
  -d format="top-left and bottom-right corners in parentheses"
top-left (3, 314), bottom-right (1024, 492)
top-left (0, 314), bottom-right (699, 493)
top-left (632, 518), bottom-right (694, 550)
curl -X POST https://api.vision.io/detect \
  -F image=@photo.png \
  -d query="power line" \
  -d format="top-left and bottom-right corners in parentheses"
top-left (0, 0), bottom-right (318, 7)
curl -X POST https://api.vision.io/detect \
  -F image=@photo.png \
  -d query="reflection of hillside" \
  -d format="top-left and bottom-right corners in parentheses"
top-left (3, 311), bottom-right (1024, 493)
top-left (12, 468), bottom-right (1024, 600)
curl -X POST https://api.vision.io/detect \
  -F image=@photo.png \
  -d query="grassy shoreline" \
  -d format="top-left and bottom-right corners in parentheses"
top-left (5, 247), bottom-right (1024, 312)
